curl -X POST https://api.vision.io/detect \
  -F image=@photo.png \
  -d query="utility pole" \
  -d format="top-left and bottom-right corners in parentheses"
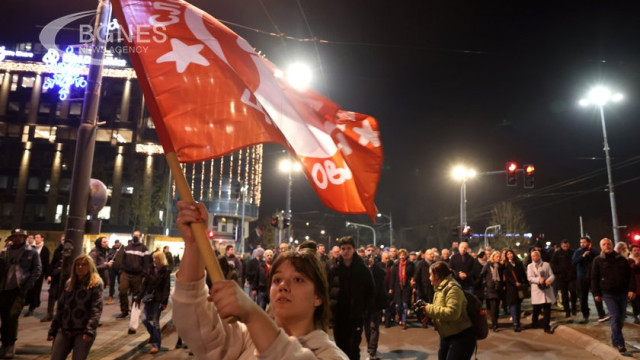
top-left (61, 0), bottom-right (111, 282)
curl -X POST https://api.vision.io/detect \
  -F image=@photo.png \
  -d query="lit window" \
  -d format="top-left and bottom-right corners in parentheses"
top-left (69, 102), bottom-right (82, 116)
top-left (21, 76), bottom-right (35, 88)
top-left (39, 103), bottom-right (51, 114)
top-left (123, 186), bottom-right (134, 194)
top-left (98, 206), bottom-right (111, 220)
top-left (10, 74), bottom-right (19, 92)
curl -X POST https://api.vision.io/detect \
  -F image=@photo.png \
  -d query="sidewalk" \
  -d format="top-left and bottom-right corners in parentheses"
top-left (12, 281), bottom-right (173, 360)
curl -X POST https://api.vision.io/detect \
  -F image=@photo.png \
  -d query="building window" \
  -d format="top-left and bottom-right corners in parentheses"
top-left (55, 204), bottom-right (67, 223)
top-left (44, 180), bottom-right (51, 193)
top-left (39, 103), bottom-right (51, 114)
top-left (21, 76), bottom-right (35, 88)
top-left (98, 206), bottom-right (111, 220)
top-left (7, 101), bottom-right (20, 112)
top-left (2, 203), bottom-right (13, 217)
top-left (27, 177), bottom-right (39, 191)
top-left (10, 74), bottom-right (19, 92)
top-left (69, 102), bottom-right (82, 116)
top-left (0, 175), bottom-right (8, 189)
top-left (123, 186), bottom-right (134, 194)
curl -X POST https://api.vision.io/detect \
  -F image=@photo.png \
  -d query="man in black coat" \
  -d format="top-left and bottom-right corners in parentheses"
top-left (592, 238), bottom-right (636, 354)
top-left (550, 239), bottom-right (577, 318)
top-left (329, 236), bottom-right (375, 360)
top-left (25, 233), bottom-right (50, 317)
top-left (41, 235), bottom-right (64, 322)
top-left (364, 255), bottom-right (387, 360)
top-left (448, 241), bottom-right (476, 293)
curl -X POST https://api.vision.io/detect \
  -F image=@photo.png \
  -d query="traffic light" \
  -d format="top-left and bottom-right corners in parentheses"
top-left (461, 226), bottom-right (472, 238)
top-left (523, 164), bottom-right (535, 188)
top-left (207, 229), bottom-right (215, 240)
top-left (270, 215), bottom-right (279, 228)
top-left (630, 232), bottom-right (640, 244)
top-left (506, 162), bottom-right (518, 186)
top-left (283, 218), bottom-right (290, 228)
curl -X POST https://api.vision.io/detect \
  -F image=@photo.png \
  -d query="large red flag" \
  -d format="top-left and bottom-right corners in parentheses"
top-left (112, 0), bottom-right (383, 219)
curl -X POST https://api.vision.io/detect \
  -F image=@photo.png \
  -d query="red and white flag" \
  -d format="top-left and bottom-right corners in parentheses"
top-left (112, 0), bottom-right (383, 219)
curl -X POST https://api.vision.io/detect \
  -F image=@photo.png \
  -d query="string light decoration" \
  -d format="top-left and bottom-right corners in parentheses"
top-left (218, 156), bottom-right (224, 199)
top-left (42, 47), bottom-right (88, 100)
top-left (209, 159), bottom-right (214, 201)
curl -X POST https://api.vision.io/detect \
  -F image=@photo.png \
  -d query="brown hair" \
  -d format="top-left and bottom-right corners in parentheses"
top-left (269, 249), bottom-right (331, 331)
top-left (429, 261), bottom-right (452, 281)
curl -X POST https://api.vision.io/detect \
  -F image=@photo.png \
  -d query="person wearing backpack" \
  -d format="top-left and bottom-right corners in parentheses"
top-left (423, 261), bottom-right (476, 360)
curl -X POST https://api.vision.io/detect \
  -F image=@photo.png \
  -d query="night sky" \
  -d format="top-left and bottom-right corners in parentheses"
top-left (2, 0), bottom-right (640, 248)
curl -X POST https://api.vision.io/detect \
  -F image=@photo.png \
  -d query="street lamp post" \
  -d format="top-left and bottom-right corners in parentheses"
top-left (279, 156), bottom-right (301, 243)
top-left (579, 86), bottom-right (624, 244)
top-left (452, 165), bottom-right (477, 241)
top-left (239, 183), bottom-right (247, 255)
top-left (346, 221), bottom-right (377, 247)
top-left (376, 213), bottom-right (393, 246)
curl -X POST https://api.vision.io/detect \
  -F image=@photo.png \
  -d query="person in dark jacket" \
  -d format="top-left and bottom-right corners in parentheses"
top-left (141, 251), bottom-right (171, 354)
top-left (250, 249), bottom-right (273, 309)
top-left (572, 236), bottom-right (607, 323)
top-left (414, 249), bottom-right (435, 327)
top-left (106, 240), bottom-right (122, 305)
top-left (329, 236), bottom-right (375, 360)
top-left (481, 251), bottom-right (503, 331)
top-left (89, 237), bottom-right (110, 289)
top-left (389, 249), bottom-right (415, 330)
top-left (0, 229), bottom-right (42, 359)
top-left (503, 249), bottom-right (526, 332)
top-left (47, 254), bottom-right (103, 360)
top-left (364, 254), bottom-right (387, 360)
top-left (163, 246), bottom-right (174, 272)
top-left (117, 231), bottom-right (150, 319)
top-left (448, 242), bottom-right (476, 293)
top-left (550, 239), bottom-right (577, 318)
top-left (591, 238), bottom-right (636, 354)
top-left (42, 235), bottom-right (65, 322)
top-left (25, 233), bottom-right (51, 317)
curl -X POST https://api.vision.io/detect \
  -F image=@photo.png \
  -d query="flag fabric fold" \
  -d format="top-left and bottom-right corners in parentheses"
top-left (112, 0), bottom-right (383, 219)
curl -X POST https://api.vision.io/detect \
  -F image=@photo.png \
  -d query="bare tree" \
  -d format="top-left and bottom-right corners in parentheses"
top-left (488, 202), bottom-right (529, 250)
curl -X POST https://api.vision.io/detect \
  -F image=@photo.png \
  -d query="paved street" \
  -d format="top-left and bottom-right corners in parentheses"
top-left (10, 281), bottom-right (640, 359)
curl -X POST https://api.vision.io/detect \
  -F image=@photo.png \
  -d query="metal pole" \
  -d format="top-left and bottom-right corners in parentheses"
top-left (599, 106), bottom-right (620, 244)
top-left (484, 224), bottom-right (501, 250)
top-left (285, 155), bottom-right (292, 242)
top-left (389, 212), bottom-right (393, 246)
top-left (240, 184), bottom-right (246, 254)
top-left (579, 216), bottom-right (584, 238)
top-left (459, 181), bottom-right (466, 241)
top-left (61, 0), bottom-right (111, 282)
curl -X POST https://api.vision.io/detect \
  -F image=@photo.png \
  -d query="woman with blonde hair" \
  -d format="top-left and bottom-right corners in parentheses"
top-left (480, 251), bottom-right (503, 331)
top-left (172, 201), bottom-right (347, 359)
top-left (141, 251), bottom-right (171, 354)
top-left (47, 254), bottom-right (104, 359)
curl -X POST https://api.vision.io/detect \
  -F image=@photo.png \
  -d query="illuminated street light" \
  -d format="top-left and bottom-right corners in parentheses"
top-left (286, 63), bottom-right (313, 91)
top-left (579, 86), bottom-right (624, 244)
top-left (451, 165), bottom-right (477, 240)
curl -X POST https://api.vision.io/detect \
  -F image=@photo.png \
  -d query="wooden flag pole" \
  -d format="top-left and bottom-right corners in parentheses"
top-left (165, 152), bottom-right (225, 283)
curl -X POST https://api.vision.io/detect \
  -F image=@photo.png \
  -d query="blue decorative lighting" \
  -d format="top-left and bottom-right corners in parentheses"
top-left (42, 46), bottom-right (88, 101)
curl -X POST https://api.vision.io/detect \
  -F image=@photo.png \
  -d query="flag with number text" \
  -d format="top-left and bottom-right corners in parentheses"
top-left (112, 0), bottom-right (383, 219)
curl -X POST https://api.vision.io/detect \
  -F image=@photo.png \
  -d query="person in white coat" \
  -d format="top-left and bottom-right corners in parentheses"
top-left (527, 250), bottom-right (555, 333)
top-left (171, 200), bottom-right (348, 360)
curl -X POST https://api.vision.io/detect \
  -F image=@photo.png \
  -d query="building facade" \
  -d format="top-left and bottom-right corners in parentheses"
top-left (0, 42), bottom-right (262, 252)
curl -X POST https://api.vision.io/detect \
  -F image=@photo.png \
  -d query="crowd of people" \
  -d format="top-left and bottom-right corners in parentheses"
top-left (1, 215), bottom-right (639, 359)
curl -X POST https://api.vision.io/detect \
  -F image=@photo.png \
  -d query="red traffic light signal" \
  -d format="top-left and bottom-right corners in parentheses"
top-left (524, 164), bottom-right (535, 188)
top-left (632, 233), bottom-right (640, 243)
top-left (506, 162), bottom-right (518, 186)
top-left (207, 229), bottom-right (215, 239)
top-left (270, 216), bottom-right (279, 228)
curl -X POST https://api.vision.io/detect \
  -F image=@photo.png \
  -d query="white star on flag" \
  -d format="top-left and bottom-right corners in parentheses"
top-left (156, 38), bottom-right (210, 73)
top-left (353, 120), bottom-right (381, 147)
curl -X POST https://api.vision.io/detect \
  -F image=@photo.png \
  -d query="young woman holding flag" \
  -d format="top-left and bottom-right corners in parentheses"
top-left (172, 200), bottom-right (347, 359)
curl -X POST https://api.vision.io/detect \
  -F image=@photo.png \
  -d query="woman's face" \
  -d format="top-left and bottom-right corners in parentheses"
top-left (429, 269), bottom-right (440, 287)
top-left (507, 251), bottom-right (514, 261)
top-left (269, 261), bottom-right (321, 326)
top-left (492, 253), bottom-right (500, 263)
top-left (75, 259), bottom-right (89, 278)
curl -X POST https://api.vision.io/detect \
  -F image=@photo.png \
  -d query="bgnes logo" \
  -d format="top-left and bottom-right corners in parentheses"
top-left (39, 10), bottom-right (168, 59)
